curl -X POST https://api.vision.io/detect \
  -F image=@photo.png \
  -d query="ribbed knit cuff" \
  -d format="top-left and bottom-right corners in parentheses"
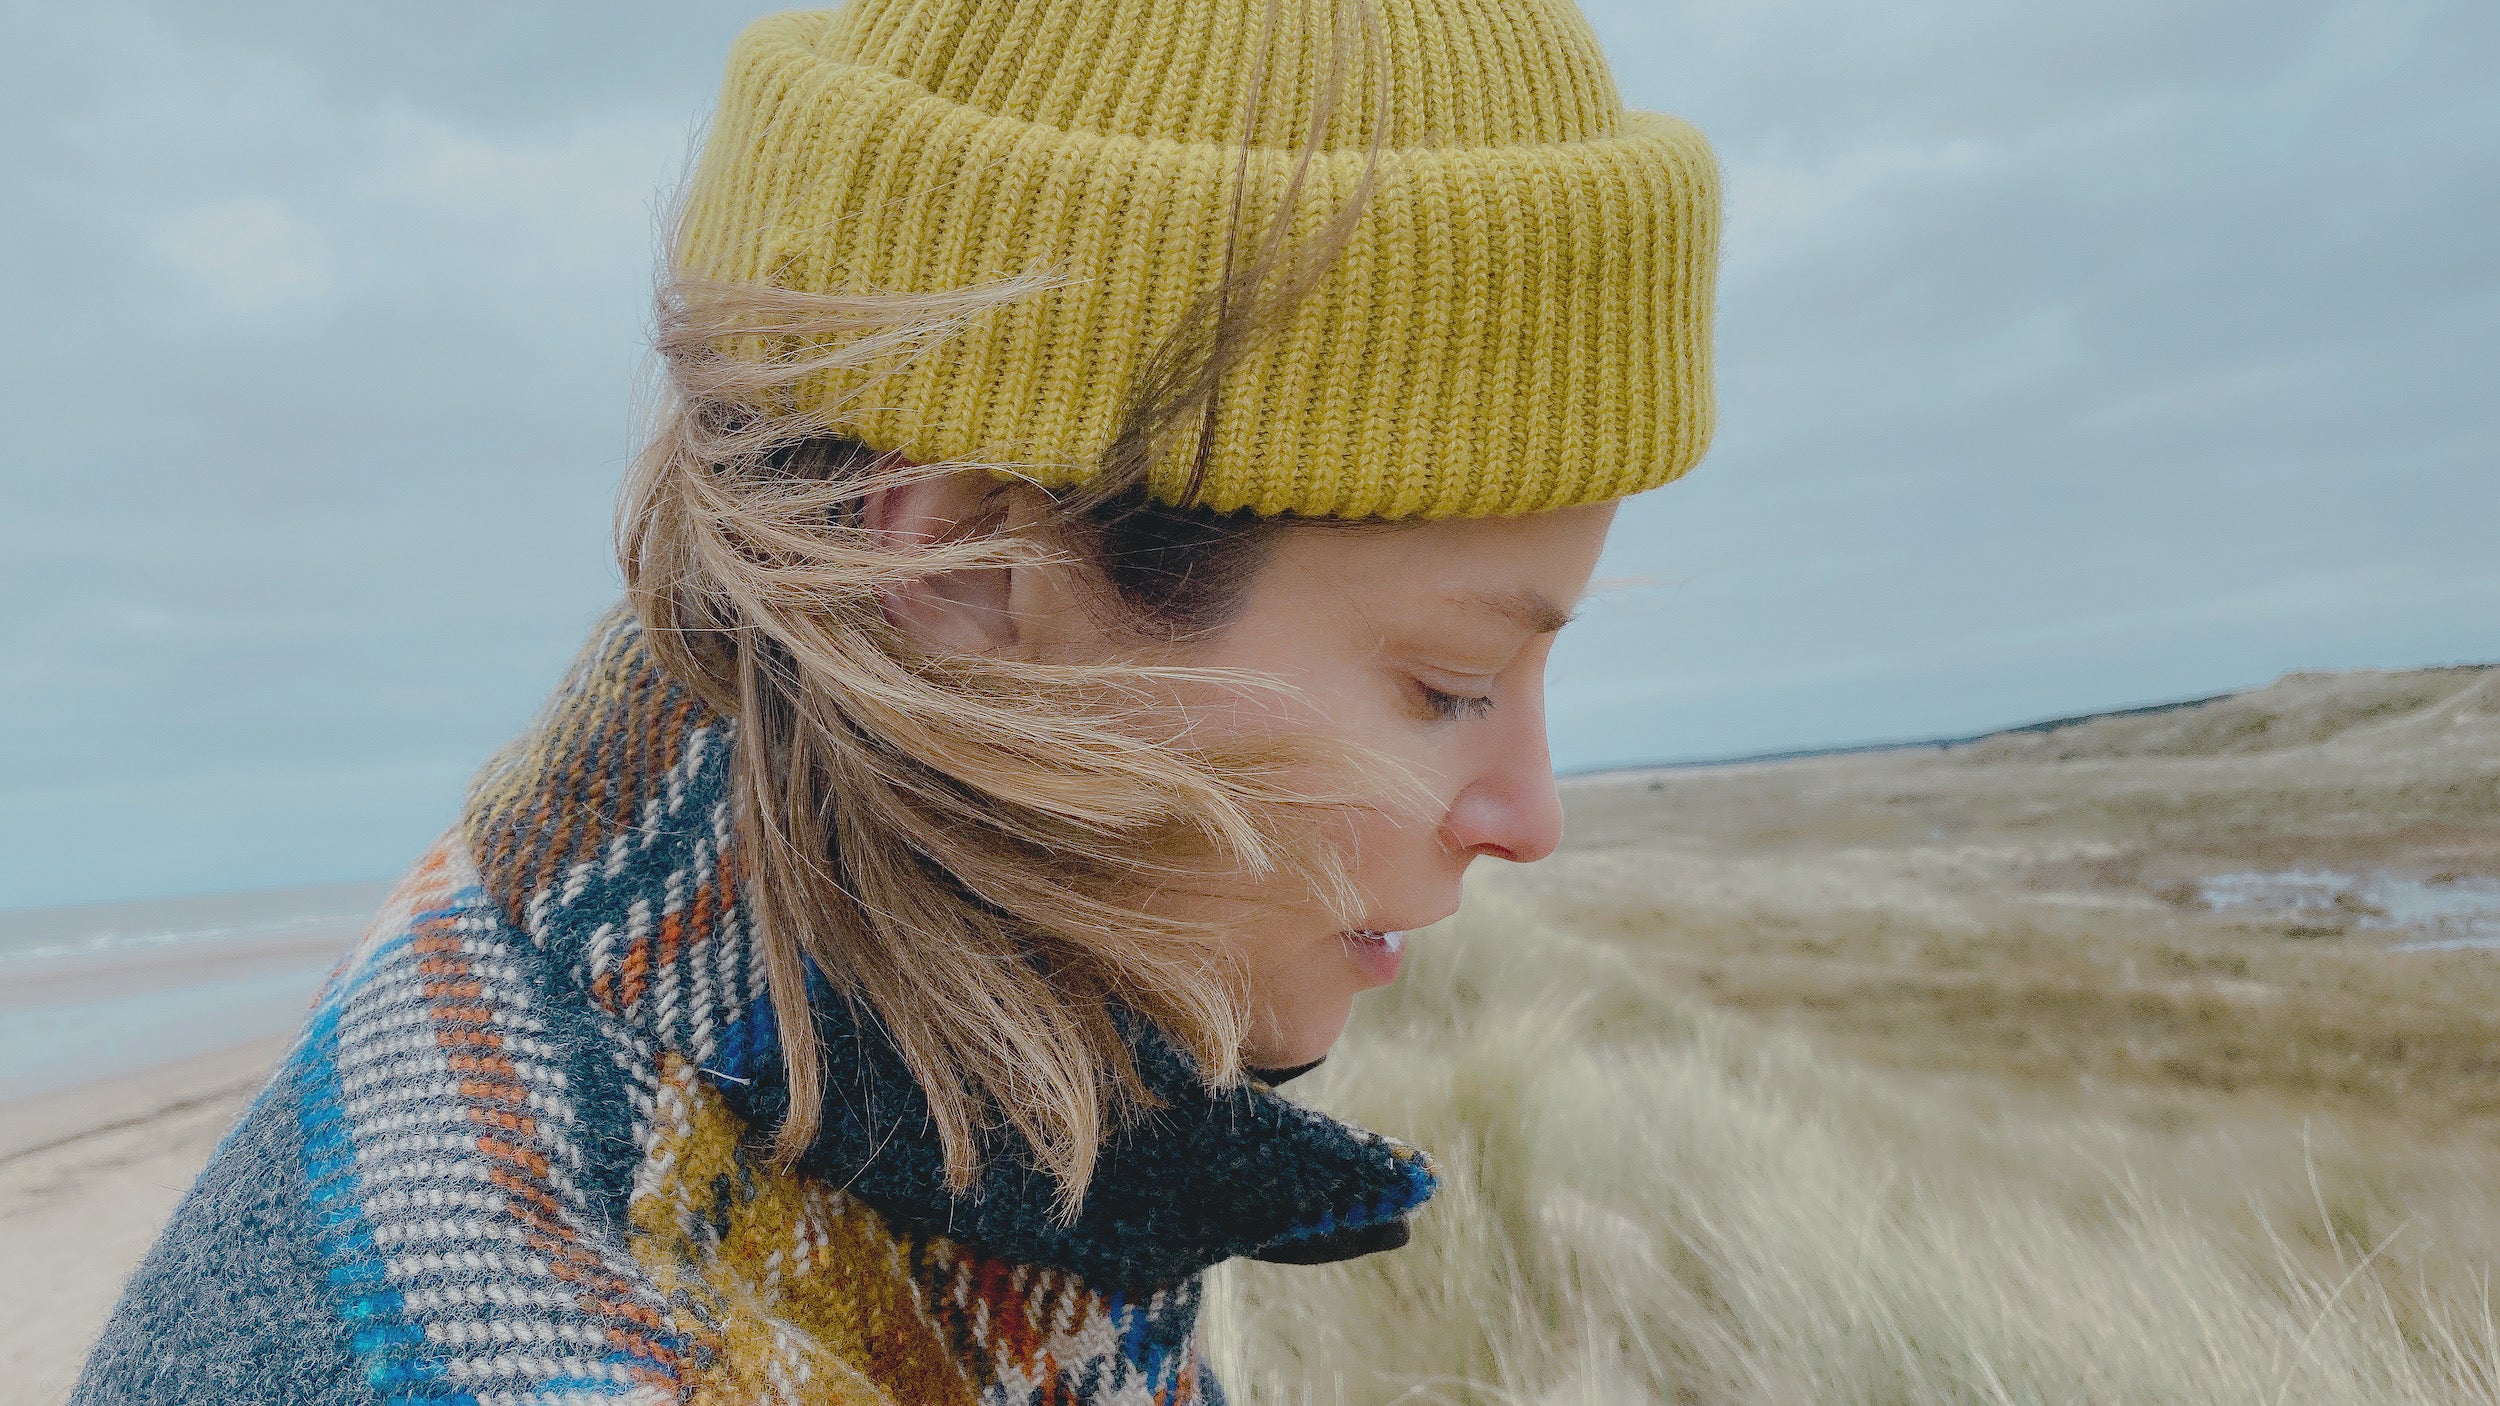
top-left (679, 7), bottom-right (1720, 520)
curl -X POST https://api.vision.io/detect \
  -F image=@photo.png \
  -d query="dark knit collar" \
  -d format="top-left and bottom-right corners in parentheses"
top-left (708, 965), bottom-right (1432, 1289)
top-left (465, 606), bottom-right (1436, 1291)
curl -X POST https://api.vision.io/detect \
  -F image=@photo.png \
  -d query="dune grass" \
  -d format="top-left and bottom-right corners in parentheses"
top-left (1204, 882), bottom-right (2500, 1405)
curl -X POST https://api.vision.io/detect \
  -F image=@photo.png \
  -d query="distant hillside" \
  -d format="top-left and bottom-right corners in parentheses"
top-left (1938, 662), bottom-right (2500, 764)
top-left (1591, 661), bottom-right (2500, 776)
top-left (1558, 657), bottom-right (2500, 884)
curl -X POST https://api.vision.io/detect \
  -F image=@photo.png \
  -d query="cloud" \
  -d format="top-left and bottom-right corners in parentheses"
top-left (2, 0), bottom-right (2495, 906)
top-left (1723, 135), bottom-right (2002, 284)
top-left (148, 197), bottom-right (339, 320)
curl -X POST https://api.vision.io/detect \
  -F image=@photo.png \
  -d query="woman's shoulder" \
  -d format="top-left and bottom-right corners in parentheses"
top-left (74, 829), bottom-right (693, 1403)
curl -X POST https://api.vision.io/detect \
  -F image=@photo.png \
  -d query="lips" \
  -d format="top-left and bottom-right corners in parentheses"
top-left (1339, 928), bottom-right (1407, 985)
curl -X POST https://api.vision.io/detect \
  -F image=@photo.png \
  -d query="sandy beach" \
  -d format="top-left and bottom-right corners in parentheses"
top-left (0, 1038), bottom-right (289, 1403)
top-left (0, 882), bottom-right (380, 1402)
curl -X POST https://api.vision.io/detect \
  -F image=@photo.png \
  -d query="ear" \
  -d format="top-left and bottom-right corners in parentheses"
top-left (856, 465), bottom-right (1023, 654)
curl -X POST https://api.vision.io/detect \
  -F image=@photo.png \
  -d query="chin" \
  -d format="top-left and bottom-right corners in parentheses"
top-left (1246, 999), bottom-right (1356, 1071)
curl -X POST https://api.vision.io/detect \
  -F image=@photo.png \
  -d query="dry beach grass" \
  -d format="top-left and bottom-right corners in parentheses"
top-left (1207, 881), bottom-right (2500, 1404)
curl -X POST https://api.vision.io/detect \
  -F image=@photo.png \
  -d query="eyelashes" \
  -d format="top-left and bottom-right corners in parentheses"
top-left (1417, 682), bottom-right (1496, 722)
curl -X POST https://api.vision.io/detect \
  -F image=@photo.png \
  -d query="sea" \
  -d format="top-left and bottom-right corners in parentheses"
top-left (0, 882), bottom-right (391, 1101)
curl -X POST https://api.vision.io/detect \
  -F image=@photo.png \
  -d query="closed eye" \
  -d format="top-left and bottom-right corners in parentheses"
top-left (1418, 682), bottom-right (1496, 722)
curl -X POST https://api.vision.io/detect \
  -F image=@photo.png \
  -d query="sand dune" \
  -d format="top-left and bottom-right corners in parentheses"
top-left (1527, 661), bottom-right (2500, 1145)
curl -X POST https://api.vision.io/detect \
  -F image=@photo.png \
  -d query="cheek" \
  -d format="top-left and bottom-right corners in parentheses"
top-left (1233, 674), bottom-right (1460, 904)
top-left (1338, 804), bottom-right (1434, 888)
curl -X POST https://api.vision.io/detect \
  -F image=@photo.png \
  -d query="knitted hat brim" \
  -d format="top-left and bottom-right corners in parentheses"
top-left (681, 11), bottom-right (1720, 520)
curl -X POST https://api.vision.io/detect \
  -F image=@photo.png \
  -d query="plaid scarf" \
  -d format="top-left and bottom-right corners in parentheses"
top-left (74, 607), bottom-right (1436, 1406)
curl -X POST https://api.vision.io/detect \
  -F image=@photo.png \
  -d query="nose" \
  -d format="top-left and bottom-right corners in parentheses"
top-left (1441, 725), bottom-right (1566, 865)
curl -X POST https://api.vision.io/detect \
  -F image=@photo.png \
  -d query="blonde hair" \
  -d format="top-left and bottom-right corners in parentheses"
top-left (617, 0), bottom-right (1396, 1213)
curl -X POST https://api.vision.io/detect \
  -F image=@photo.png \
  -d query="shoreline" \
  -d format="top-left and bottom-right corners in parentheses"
top-left (0, 886), bottom-right (369, 1106)
top-left (0, 1033), bottom-right (294, 1164)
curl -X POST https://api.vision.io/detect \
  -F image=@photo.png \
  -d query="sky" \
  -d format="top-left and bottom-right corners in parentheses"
top-left (2, 0), bottom-right (2494, 911)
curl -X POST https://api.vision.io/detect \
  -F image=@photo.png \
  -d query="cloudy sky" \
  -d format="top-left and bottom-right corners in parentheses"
top-left (3, 0), bottom-right (2493, 910)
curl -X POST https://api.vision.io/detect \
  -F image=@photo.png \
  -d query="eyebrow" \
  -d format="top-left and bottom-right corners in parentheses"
top-left (1451, 586), bottom-right (1578, 635)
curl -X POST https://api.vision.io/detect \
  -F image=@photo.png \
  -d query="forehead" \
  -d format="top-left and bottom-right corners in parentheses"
top-left (1257, 501), bottom-right (1616, 625)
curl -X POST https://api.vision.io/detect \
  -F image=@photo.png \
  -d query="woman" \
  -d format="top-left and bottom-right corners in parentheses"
top-left (74, 0), bottom-right (1717, 1401)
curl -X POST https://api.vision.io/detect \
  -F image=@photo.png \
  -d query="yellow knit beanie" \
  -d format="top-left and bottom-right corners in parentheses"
top-left (678, 0), bottom-right (1720, 520)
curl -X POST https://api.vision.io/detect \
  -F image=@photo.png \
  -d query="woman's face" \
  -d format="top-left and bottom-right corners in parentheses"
top-left (1157, 503), bottom-right (1615, 1065)
top-left (870, 473), bottom-right (1615, 1068)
